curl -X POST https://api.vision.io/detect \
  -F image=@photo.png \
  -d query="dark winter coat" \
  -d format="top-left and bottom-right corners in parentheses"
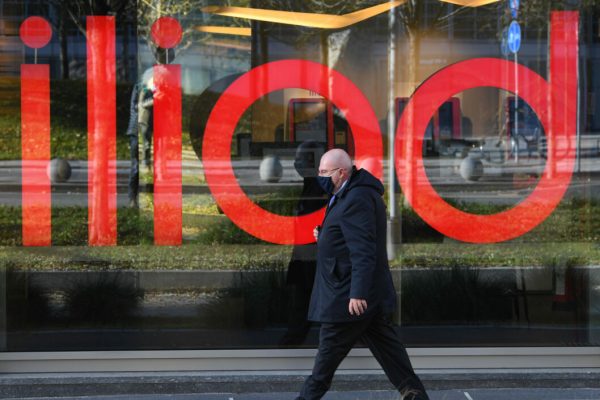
top-left (307, 167), bottom-right (397, 323)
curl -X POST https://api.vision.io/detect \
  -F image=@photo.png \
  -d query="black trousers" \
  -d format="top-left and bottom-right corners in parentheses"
top-left (298, 311), bottom-right (429, 400)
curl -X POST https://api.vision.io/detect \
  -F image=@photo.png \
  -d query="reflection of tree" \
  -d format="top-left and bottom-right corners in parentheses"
top-left (394, 1), bottom-right (600, 91)
top-left (48, 0), bottom-right (134, 36)
top-left (136, 0), bottom-right (199, 61)
top-left (516, 0), bottom-right (599, 27)
top-left (137, 0), bottom-right (255, 60)
top-left (47, 0), bottom-right (254, 74)
top-left (47, 0), bottom-right (136, 79)
top-left (397, 1), bottom-right (500, 92)
top-left (138, 0), bottom-right (202, 58)
top-left (254, 0), bottom-right (381, 67)
top-left (395, 1), bottom-right (498, 203)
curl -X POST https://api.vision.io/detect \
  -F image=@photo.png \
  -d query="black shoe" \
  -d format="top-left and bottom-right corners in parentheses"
top-left (399, 388), bottom-right (427, 400)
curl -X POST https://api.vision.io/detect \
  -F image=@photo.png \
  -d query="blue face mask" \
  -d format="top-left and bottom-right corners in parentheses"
top-left (317, 175), bottom-right (335, 195)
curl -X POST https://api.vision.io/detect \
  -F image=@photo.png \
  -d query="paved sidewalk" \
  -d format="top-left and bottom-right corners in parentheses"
top-left (4, 370), bottom-right (600, 399)
top-left (25, 389), bottom-right (600, 400)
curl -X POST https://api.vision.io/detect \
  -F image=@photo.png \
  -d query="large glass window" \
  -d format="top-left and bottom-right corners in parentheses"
top-left (1, 0), bottom-right (599, 352)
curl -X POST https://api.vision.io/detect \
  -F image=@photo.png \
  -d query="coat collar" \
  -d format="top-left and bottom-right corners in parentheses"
top-left (323, 167), bottom-right (356, 218)
top-left (334, 166), bottom-right (356, 199)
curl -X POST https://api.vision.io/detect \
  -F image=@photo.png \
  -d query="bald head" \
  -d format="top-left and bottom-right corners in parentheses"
top-left (320, 149), bottom-right (352, 173)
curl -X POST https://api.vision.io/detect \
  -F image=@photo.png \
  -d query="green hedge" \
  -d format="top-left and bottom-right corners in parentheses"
top-left (0, 242), bottom-right (598, 272)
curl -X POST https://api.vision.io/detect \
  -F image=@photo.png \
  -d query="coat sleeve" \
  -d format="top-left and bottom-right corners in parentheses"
top-left (340, 192), bottom-right (377, 300)
top-left (126, 84), bottom-right (139, 135)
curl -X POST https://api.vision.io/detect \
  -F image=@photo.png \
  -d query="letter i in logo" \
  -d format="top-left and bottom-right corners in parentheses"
top-left (87, 16), bottom-right (117, 246)
top-left (20, 17), bottom-right (52, 246)
top-left (151, 17), bottom-right (182, 245)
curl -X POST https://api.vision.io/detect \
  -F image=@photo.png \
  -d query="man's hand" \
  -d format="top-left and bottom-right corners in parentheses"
top-left (313, 226), bottom-right (320, 241)
top-left (348, 298), bottom-right (367, 316)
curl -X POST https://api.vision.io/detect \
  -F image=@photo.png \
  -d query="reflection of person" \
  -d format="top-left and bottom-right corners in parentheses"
top-left (126, 83), bottom-right (140, 208)
top-left (296, 149), bottom-right (429, 400)
top-left (280, 141), bottom-right (326, 346)
top-left (138, 74), bottom-right (155, 171)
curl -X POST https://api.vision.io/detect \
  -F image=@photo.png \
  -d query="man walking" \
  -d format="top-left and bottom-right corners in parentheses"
top-left (296, 149), bottom-right (429, 400)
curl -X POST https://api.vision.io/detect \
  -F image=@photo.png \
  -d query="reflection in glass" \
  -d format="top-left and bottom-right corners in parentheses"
top-left (0, 1), bottom-right (598, 354)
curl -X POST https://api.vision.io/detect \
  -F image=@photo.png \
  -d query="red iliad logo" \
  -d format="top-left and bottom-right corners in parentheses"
top-left (17, 12), bottom-right (578, 246)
